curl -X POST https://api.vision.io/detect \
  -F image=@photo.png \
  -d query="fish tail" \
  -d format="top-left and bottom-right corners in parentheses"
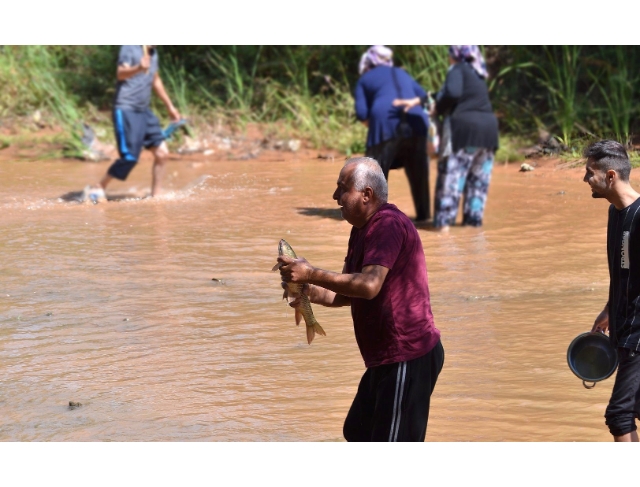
top-left (305, 317), bottom-right (326, 345)
top-left (312, 321), bottom-right (326, 337)
top-left (295, 307), bottom-right (302, 326)
top-left (306, 324), bottom-right (316, 345)
top-left (299, 295), bottom-right (325, 345)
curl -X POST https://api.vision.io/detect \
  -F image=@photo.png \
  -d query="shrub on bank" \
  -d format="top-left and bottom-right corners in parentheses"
top-left (3, 46), bottom-right (640, 158)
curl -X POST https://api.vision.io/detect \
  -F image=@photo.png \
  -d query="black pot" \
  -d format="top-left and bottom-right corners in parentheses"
top-left (567, 332), bottom-right (618, 389)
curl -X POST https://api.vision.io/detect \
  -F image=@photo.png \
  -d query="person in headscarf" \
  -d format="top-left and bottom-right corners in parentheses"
top-left (447, 45), bottom-right (488, 79)
top-left (358, 45), bottom-right (394, 75)
top-left (430, 45), bottom-right (498, 231)
top-left (354, 45), bottom-right (431, 222)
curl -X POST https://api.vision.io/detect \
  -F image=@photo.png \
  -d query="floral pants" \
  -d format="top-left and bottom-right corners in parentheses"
top-left (433, 147), bottom-right (494, 228)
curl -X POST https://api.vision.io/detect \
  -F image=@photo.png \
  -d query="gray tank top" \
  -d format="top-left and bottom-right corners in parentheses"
top-left (113, 45), bottom-right (158, 111)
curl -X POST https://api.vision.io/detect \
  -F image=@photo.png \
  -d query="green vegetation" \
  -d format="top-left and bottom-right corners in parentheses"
top-left (0, 46), bottom-right (113, 156)
top-left (2, 46), bottom-right (640, 159)
top-left (489, 46), bottom-right (640, 149)
top-left (587, 46), bottom-right (638, 147)
top-left (495, 135), bottom-right (527, 164)
top-left (555, 136), bottom-right (640, 169)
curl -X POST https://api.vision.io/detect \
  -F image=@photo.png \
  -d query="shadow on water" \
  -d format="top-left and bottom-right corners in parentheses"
top-left (296, 207), bottom-right (342, 221)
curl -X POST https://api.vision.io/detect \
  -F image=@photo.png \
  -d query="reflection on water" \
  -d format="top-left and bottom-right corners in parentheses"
top-left (0, 153), bottom-right (632, 441)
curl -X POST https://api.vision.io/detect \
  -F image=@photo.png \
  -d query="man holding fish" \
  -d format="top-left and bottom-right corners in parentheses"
top-left (276, 156), bottom-right (444, 442)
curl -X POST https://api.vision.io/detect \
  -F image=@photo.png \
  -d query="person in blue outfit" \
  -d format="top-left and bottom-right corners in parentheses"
top-left (90, 45), bottom-right (181, 199)
top-left (354, 45), bottom-right (431, 222)
top-left (431, 45), bottom-right (498, 231)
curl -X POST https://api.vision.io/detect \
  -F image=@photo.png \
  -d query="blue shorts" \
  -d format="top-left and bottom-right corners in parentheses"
top-left (108, 108), bottom-right (165, 181)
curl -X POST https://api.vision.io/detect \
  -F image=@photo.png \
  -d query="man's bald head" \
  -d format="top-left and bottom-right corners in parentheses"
top-left (343, 157), bottom-right (388, 203)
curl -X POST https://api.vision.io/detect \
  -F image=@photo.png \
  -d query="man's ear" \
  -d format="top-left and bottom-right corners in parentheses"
top-left (362, 186), bottom-right (374, 202)
top-left (607, 170), bottom-right (616, 183)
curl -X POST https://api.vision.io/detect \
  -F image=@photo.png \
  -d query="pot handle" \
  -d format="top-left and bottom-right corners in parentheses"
top-left (583, 380), bottom-right (596, 389)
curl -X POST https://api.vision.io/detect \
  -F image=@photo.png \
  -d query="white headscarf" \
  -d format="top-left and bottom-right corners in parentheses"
top-left (358, 45), bottom-right (394, 75)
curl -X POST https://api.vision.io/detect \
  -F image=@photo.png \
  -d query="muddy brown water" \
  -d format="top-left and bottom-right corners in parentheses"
top-left (0, 149), bottom-right (633, 442)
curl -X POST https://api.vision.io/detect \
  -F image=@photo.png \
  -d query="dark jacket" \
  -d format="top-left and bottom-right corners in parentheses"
top-left (355, 66), bottom-right (429, 148)
top-left (436, 62), bottom-right (499, 152)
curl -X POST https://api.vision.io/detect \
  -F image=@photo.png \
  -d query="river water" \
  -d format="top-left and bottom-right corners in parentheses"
top-left (0, 149), bottom-right (630, 441)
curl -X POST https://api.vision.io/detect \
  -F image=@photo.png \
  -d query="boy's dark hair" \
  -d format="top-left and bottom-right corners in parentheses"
top-left (583, 139), bottom-right (631, 181)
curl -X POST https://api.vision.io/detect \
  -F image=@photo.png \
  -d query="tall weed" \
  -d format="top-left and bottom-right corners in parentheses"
top-left (396, 45), bottom-right (450, 94)
top-left (205, 46), bottom-right (263, 116)
top-left (0, 46), bottom-right (85, 154)
top-left (588, 46), bottom-right (637, 146)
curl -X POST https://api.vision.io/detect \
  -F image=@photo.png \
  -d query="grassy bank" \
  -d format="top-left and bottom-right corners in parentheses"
top-left (3, 46), bottom-right (640, 159)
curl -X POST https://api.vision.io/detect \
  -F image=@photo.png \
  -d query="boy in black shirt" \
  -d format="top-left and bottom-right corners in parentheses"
top-left (584, 139), bottom-right (640, 441)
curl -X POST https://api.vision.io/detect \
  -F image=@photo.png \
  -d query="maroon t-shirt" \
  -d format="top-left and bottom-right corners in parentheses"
top-left (345, 203), bottom-right (440, 368)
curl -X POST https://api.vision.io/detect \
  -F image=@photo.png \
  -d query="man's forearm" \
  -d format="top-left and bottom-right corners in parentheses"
top-left (117, 65), bottom-right (145, 81)
top-left (152, 76), bottom-right (176, 112)
top-left (308, 267), bottom-right (380, 300)
top-left (309, 284), bottom-right (350, 307)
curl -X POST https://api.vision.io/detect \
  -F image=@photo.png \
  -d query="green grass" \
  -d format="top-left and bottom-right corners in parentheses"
top-left (553, 135), bottom-right (640, 169)
top-left (587, 46), bottom-right (638, 147)
top-left (0, 130), bottom-right (76, 161)
top-left (495, 135), bottom-right (528, 164)
top-left (396, 45), bottom-right (449, 94)
top-left (506, 46), bottom-right (582, 147)
top-left (5, 46), bottom-right (640, 160)
top-left (0, 46), bottom-right (86, 156)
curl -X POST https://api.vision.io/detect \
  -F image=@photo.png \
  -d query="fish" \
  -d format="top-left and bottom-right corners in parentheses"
top-left (272, 239), bottom-right (326, 345)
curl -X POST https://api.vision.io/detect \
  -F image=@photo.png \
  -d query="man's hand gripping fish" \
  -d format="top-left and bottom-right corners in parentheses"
top-left (272, 239), bottom-right (326, 345)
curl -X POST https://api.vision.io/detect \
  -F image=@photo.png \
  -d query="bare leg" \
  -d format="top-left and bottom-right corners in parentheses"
top-left (99, 173), bottom-right (113, 190)
top-left (150, 142), bottom-right (169, 197)
top-left (614, 430), bottom-right (639, 442)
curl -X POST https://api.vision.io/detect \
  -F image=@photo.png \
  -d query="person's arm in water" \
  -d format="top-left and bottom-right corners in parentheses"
top-left (278, 255), bottom-right (389, 301)
top-left (591, 304), bottom-right (610, 333)
top-left (152, 73), bottom-right (181, 122)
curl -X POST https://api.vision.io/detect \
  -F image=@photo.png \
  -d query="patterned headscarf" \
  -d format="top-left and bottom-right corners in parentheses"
top-left (358, 45), bottom-right (394, 75)
top-left (448, 45), bottom-right (488, 79)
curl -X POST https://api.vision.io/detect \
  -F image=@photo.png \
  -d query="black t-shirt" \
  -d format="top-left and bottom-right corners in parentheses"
top-left (607, 196), bottom-right (640, 349)
top-left (435, 62), bottom-right (499, 152)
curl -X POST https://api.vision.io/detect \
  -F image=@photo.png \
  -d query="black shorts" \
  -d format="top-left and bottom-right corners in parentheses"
top-left (108, 108), bottom-right (165, 181)
top-left (343, 340), bottom-right (444, 442)
top-left (605, 347), bottom-right (640, 437)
